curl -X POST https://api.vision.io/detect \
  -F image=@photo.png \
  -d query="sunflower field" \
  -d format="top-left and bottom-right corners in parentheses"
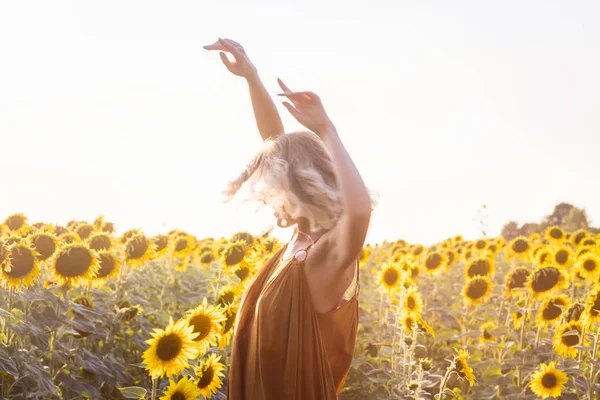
top-left (2, 213), bottom-right (600, 399)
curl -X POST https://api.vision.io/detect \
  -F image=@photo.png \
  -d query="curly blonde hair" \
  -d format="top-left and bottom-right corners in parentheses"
top-left (224, 131), bottom-right (343, 231)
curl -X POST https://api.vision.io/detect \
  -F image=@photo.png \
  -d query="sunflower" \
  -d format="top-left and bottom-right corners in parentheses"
top-left (402, 312), bottom-right (435, 337)
top-left (446, 249), bottom-right (458, 268)
top-left (75, 223), bottom-right (95, 241)
top-left (411, 245), bottom-right (424, 258)
top-left (216, 285), bottom-right (240, 308)
top-left (532, 245), bottom-right (552, 267)
top-left (119, 228), bottom-right (140, 244)
top-left (404, 286), bottom-right (423, 315)
top-left (480, 321), bottom-right (496, 343)
top-left (423, 251), bottom-right (447, 275)
top-left (172, 234), bottom-right (194, 259)
top-left (29, 232), bottom-right (59, 261)
top-left (546, 226), bottom-right (565, 243)
top-left (474, 239), bottom-right (487, 251)
top-left (463, 276), bottom-right (493, 306)
top-left (199, 251), bottom-right (216, 266)
top-left (453, 348), bottom-right (476, 387)
top-left (536, 294), bottom-right (570, 329)
top-left (576, 251), bottom-right (600, 281)
top-left (570, 229), bottom-right (588, 247)
top-left (4, 213), bottom-right (29, 235)
top-left (582, 287), bottom-right (600, 327)
top-left (504, 266), bottom-right (530, 298)
top-left (91, 250), bottom-right (121, 287)
top-left (1, 244), bottom-right (41, 289)
top-left (582, 238), bottom-right (597, 247)
top-left (508, 236), bottom-right (531, 261)
top-left (124, 233), bottom-right (155, 267)
top-left (218, 304), bottom-right (238, 349)
top-left (87, 232), bottom-right (114, 251)
top-left (465, 257), bottom-right (495, 279)
top-left (152, 235), bottom-right (170, 259)
top-left (185, 298), bottom-right (226, 356)
top-left (553, 321), bottom-right (584, 358)
top-left (564, 302), bottom-right (585, 323)
top-left (159, 376), bottom-right (201, 400)
top-left (142, 317), bottom-right (200, 379)
top-left (59, 232), bottom-right (81, 245)
top-left (195, 353), bottom-right (226, 398)
top-left (529, 362), bottom-right (568, 399)
top-left (50, 243), bottom-right (99, 287)
top-left (378, 262), bottom-right (403, 294)
top-left (222, 241), bottom-right (248, 269)
top-left (526, 265), bottom-right (569, 300)
top-left (552, 245), bottom-right (573, 269)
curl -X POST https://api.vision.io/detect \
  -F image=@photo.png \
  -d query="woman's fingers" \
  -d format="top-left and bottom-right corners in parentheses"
top-left (218, 38), bottom-right (244, 57)
top-left (277, 78), bottom-right (294, 95)
top-left (203, 40), bottom-right (225, 51)
top-left (282, 102), bottom-right (302, 121)
top-left (219, 52), bottom-right (235, 71)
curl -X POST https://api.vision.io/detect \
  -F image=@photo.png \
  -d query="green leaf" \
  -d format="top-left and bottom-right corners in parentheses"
top-left (0, 307), bottom-right (12, 318)
top-left (118, 386), bottom-right (148, 399)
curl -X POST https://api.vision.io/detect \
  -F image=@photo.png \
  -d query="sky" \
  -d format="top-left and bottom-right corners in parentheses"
top-left (0, 0), bottom-right (598, 245)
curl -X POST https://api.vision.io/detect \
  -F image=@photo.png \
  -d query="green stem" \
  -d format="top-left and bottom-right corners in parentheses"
top-left (151, 378), bottom-right (158, 400)
top-left (519, 294), bottom-right (531, 350)
top-left (589, 330), bottom-right (600, 400)
top-left (437, 367), bottom-right (454, 400)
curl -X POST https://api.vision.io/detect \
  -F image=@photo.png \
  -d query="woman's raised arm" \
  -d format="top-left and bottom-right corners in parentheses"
top-left (204, 38), bottom-right (284, 141)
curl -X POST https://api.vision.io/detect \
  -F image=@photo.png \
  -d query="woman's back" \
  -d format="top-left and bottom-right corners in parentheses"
top-left (227, 245), bottom-right (360, 400)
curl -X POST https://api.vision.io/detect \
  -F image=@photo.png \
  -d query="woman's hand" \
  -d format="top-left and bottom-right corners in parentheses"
top-left (277, 79), bottom-right (336, 137)
top-left (203, 38), bottom-right (257, 79)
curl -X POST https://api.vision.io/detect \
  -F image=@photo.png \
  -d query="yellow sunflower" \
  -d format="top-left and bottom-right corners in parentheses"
top-left (474, 239), bottom-right (487, 251)
top-left (529, 362), bottom-right (568, 399)
top-left (480, 321), bottom-right (496, 343)
top-left (221, 240), bottom-right (248, 270)
top-left (124, 233), bottom-right (156, 267)
top-left (536, 294), bottom-right (570, 329)
top-left (152, 235), bottom-right (171, 259)
top-left (87, 232), bottom-right (114, 251)
top-left (91, 250), bottom-right (122, 288)
top-left (533, 245), bottom-right (552, 266)
top-left (411, 245), bottom-right (424, 259)
top-left (29, 232), bottom-right (59, 261)
top-left (402, 312), bottom-right (435, 337)
top-left (75, 223), bottom-right (96, 241)
top-left (508, 236), bottom-right (531, 261)
top-left (576, 251), bottom-right (600, 281)
top-left (216, 285), bottom-right (240, 308)
top-left (453, 348), bottom-right (476, 387)
top-left (159, 376), bottom-right (201, 400)
top-left (142, 317), bottom-right (200, 379)
top-left (582, 287), bottom-right (600, 328)
top-left (199, 251), bottom-right (216, 266)
top-left (570, 229), bottom-right (588, 247)
top-left (526, 265), bottom-right (569, 301)
top-left (563, 302), bottom-right (585, 323)
top-left (218, 304), bottom-right (238, 349)
top-left (546, 226), bottom-right (566, 243)
top-left (195, 353), bottom-right (226, 399)
top-left (404, 286), bottom-right (423, 315)
top-left (185, 297), bottom-right (226, 356)
top-left (3, 213), bottom-right (29, 235)
top-left (422, 251), bottom-right (448, 275)
top-left (50, 243), bottom-right (99, 287)
top-left (463, 276), bottom-right (493, 306)
top-left (504, 266), bottom-right (530, 298)
top-left (172, 234), bottom-right (194, 259)
top-left (1, 243), bottom-right (41, 289)
top-left (446, 249), bottom-right (458, 268)
top-left (119, 228), bottom-right (140, 244)
top-left (552, 245), bottom-right (573, 269)
top-left (465, 257), bottom-right (495, 279)
top-left (59, 232), bottom-right (81, 245)
top-left (553, 321), bottom-right (584, 358)
top-left (378, 262), bottom-right (403, 294)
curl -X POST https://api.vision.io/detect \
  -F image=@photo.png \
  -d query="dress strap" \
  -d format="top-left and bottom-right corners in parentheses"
top-left (354, 258), bottom-right (361, 297)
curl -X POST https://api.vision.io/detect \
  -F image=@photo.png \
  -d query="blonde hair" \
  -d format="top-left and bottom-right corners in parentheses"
top-left (224, 131), bottom-right (343, 231)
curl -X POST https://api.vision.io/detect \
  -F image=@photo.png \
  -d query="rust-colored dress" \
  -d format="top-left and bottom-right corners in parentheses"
top-left (227, 243), bottom-right (360, 399)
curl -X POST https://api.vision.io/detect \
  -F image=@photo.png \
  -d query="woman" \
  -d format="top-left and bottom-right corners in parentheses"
top-left (204, 38), bottom-right (373, 400)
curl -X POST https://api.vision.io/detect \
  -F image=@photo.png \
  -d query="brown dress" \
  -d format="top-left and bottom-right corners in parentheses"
top-left (227, 243), bottom-right (360, 399)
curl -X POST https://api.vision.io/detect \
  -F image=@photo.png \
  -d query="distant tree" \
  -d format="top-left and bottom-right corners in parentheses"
top-left (501, 221), bottom-right (520, 241)
top-left (564, 207), bottom-right (590, 232)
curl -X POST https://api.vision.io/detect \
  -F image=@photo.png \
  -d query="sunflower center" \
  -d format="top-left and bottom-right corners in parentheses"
top-left (488, 244), bottom-right (497, 253)
top-left (412, 246), bottom-right (423, 256)
top-left (225, 245), bottom-right (246, 266)
top-left (127, 236), bottom-right (149, 259)
top-left (223, 312), bottom-right (236, 334)
top-left (466, 279), bottom-right (488, 300)
top-left (561, 328), bottom-right (581, 347)
top-left (468, 259), bottom-right (491, 277)
top-left (455, 360), bottom-right (465, 377)
top-left (583, 239), bottom-right (596, 246)
top-left (555, 250), bottom-right (569, 265)
top-left (512, 239), bottom-right (528, 253)
top-left (531, 268), bottom-right (560, 293)
top-left (198, 366), bottom-right (215, 389)
top-left (407, 296), bottom-right (416, 310)
top-left (567, 303), bottom-right (584, 322)
top-left (190, 315), bottom-right (212, 341)
top-left (550, 228), bottom-right (563, 240)
top-left (154, 236), bottom-right (168, 252)
top-left (6, 215), bottom-right (25, 231)
top-left (34, 235), bottom-right (56, 260)
top-left (235, 266), bottom-right (250, 281)
top-left (55, 247), bottom-right (93, 278)
top-left (156, 333), bottom-right (183, 361)
top-left (201, 252), bottom-right (215, 264)
top-left (591, 293), bottom-right (600, 317)
top-left (425, 254), bottom-right (442, 270)
top-left (542, 299), bottom-right (565, 321)
top-left (96, 254), bottom-right (116, 278)
top-left (171, 392), bottom-right (186, 400)
top-left (383, 268), bottom-right (399, 285)
top-left (76, 225), bottom-right (94, 240)
top-left (175, 239), bottom-right (188, 252)
top-left (541, 373), bottom-right (557, 388)
top-left (539, 252), bottom-right (549, 264)
top-left (475, 240), bottom-right (486, 250)
top-left (90, 235), bottom-right (112, 251)
top-left (447, 252), bottom-right (455, 264)
top-left (574, 232), bottom-right (586, 244)
top-left (218, 291), bottom-right (235, 307)
top-left (584, 259), bottom-right (597, 272)
top-left (4, 247), bottom-right (35, 278)
top-left (483, 330), bottom-right (492, 340)
top-left (508, 269), bottom-right (530, 289)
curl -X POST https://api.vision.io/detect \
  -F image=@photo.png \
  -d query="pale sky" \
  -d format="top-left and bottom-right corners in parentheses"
top-left (1, 1), bottom-right (598, 245)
